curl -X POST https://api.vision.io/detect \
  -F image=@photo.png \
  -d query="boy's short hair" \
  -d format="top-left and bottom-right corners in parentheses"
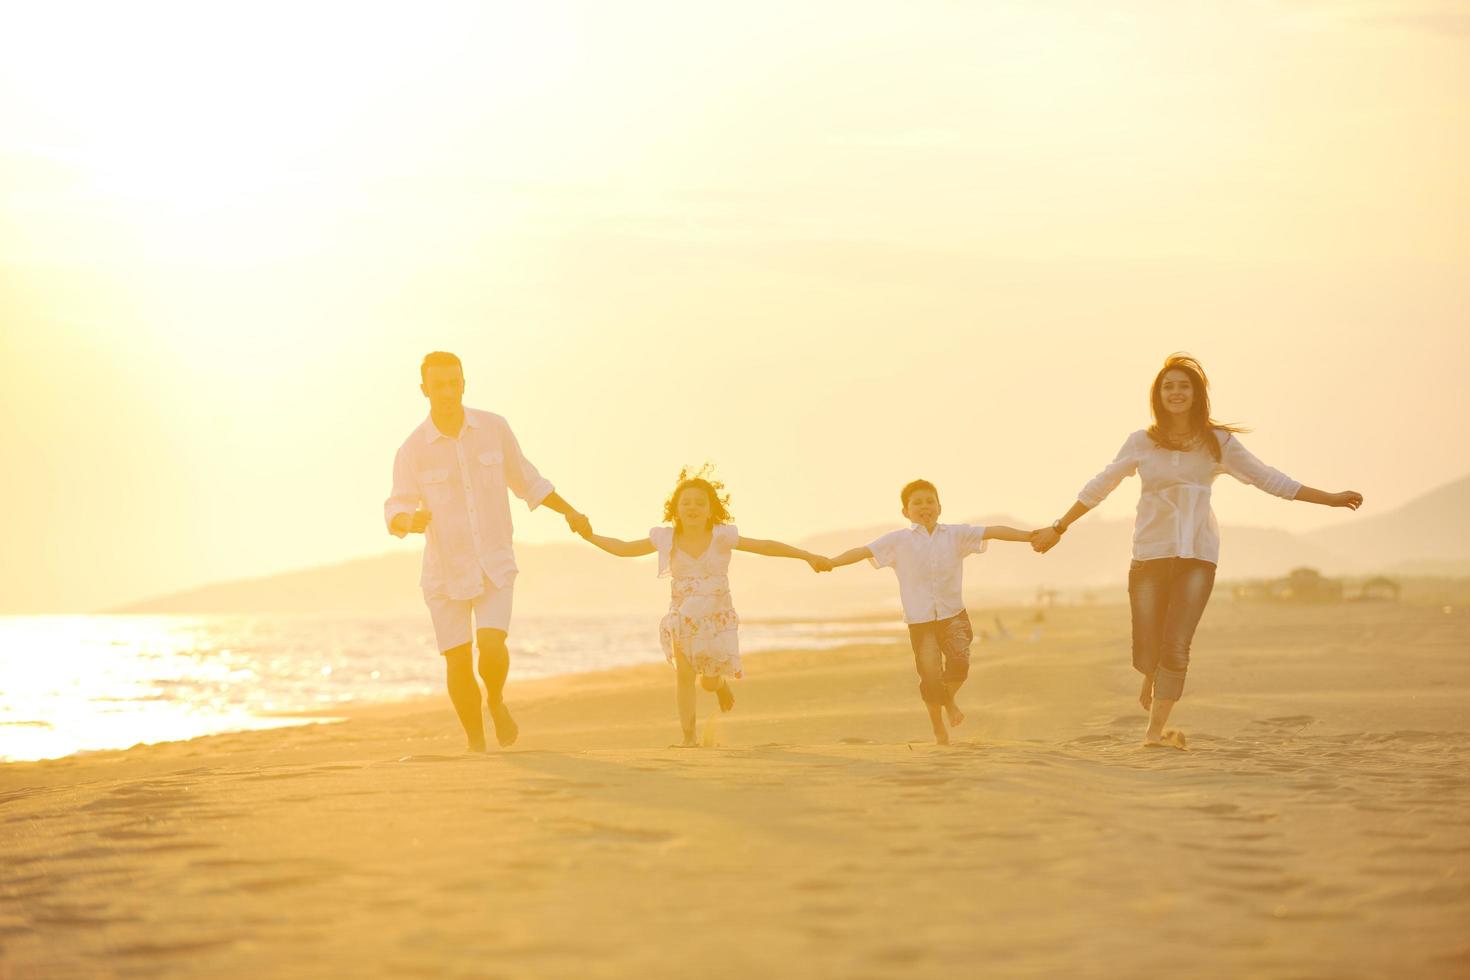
top-left (421, 351), bottom-right (462, 381)
top-left (901, 479), bottom-right (939, 508)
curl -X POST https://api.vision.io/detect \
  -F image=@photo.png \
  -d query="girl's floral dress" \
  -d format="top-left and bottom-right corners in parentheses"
top-left (649, 524), bottom-right (741, 678)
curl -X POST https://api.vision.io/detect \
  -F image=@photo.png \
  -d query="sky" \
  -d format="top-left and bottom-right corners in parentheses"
top-left (2, 0), bottom-right (1468, 613)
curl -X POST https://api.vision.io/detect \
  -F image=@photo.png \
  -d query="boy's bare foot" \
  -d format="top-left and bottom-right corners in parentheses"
top-left (467, 737), bottom-right (487, 754)
top-left (1143, 730), bottom-right (1187, 750)
top-left (716, 680), bottom-right (735, 713)
top-left (1139, 674), bottom-right (1155, 711)
top-left (926, 703), bottom-right (950, 744)
top-left (945, 702), bottom-right (965, 727)
top-left (488, 702), bottom-right (518, 747)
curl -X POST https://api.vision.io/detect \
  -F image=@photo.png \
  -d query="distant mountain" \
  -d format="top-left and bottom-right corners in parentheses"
top-left (114, 476), bottom-right (1469, 616)
top-left (1306, 475), bottom-right (1470, 570)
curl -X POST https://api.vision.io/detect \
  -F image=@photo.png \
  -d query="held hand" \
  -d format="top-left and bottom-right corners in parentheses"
top-left (1333, 491), bottom-right (1364, 511)
top-left (806, 554), bottom-right (834, 573)
top-left (565, 511), bottom-right (592, 536)
top-left (410, 510), bottom-right (433, 533)
top-left (1031, 527), bottom-right (1061, 553)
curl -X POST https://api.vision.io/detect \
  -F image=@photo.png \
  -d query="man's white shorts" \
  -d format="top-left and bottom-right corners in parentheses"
top-left (423, 576), bottom-right (515, 654)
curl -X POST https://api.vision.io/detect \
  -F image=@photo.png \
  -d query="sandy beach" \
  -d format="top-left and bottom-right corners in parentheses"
top-left (3, 600), bottom-right (1468, 979)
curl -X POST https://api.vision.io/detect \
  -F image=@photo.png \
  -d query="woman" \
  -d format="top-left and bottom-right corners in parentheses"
top-left (1029, 354), bottom-right (1363, 749)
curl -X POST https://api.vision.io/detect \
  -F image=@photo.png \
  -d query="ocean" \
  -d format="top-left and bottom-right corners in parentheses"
top-left (0, 613), bottom-right (897, 762)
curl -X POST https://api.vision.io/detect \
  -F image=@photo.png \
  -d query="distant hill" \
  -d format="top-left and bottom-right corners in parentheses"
top-left (114, 475), bottom-right (1469, 617)
top-left (1306, 475), bottom-right (1470, 570)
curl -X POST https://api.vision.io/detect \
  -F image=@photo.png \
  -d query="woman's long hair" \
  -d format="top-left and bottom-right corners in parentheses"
top-left (1146, 353), bottom-right (1246, 462)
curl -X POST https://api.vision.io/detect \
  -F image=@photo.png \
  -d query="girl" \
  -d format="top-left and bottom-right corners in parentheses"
top-left (1029, 354), bottom-right (1363, 749)
top-left (578, 468), bottom-right (832, 746)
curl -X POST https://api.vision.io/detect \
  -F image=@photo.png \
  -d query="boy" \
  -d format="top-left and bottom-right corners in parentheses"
top-left (829, 480), bottom-right (1034, 744)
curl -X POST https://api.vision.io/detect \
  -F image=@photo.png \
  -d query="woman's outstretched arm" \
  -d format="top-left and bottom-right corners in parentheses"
top-left (1030, 501), bottom-right (1093, 553)
top-left (1293, 486), bottom-right (1364, 509)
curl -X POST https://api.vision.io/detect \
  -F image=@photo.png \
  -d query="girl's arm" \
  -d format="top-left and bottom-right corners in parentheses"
top-left (736, 536), bottom-right (832, 572)
top-left (982, 525), bottom-right (1036, 543)
top-left (580, 531), bottom-right (657, 558)
top-left (828, 546), bottom-right (873, 569)
top-left (1293, 486), bottom-right (1364, 510)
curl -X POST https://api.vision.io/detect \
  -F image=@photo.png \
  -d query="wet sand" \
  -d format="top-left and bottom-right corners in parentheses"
top-left (3, 601), bottom-right (1468, 978)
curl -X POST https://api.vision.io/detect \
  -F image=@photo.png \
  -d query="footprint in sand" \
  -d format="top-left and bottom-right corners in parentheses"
top-left (111, 938), bottom-right (238, 958)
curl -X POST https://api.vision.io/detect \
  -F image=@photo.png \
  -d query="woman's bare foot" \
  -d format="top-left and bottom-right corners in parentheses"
top-left (1139, 673), bottom-right (1155, 711)
top-left (1143, 729), bottom-right (1187, 750)
top-left (945, 702), bottom-right (965, 727)
top-left (715, 679), bottom-right (735, 713)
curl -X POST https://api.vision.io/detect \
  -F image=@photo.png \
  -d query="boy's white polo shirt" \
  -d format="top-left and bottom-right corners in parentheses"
top-left (868, 523), bottom-right (988, 625)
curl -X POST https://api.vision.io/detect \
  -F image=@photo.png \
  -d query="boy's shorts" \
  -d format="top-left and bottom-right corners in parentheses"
top-left (424, 576), bottom-right (515, 653)
top-left (907, 609), bottom-right (973, 683)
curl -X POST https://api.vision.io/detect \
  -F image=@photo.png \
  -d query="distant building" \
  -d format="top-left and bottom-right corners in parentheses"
top-left (1358, 576), bottom-right (1402, 602)
top-left (1281, 567), bottom-right (1343, 603)
top-left (1232, 567), bottom-right (1343, 603)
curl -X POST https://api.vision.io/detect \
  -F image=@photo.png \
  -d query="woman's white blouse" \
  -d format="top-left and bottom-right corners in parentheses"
top-left (1077, 429), bottom-right (1301, 565)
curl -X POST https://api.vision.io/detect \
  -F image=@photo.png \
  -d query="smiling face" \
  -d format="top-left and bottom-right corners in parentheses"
top-left (902, 487), bottom-right (941, 529)
top-left (1158, 368), bottom-right (1195, 419)
top-left (676, 486), bottom-right (713, 530)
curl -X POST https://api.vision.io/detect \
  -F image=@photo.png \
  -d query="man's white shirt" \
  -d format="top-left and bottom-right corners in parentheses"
top-left (385, 408), bottom-right (554, 599)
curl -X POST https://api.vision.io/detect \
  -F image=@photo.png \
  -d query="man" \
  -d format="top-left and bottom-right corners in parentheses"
top-left (385, 351), bottom-right (590, 751)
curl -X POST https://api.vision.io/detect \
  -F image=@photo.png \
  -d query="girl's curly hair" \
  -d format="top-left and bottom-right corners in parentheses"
top-left (661, 464), bottom-right (733, 529)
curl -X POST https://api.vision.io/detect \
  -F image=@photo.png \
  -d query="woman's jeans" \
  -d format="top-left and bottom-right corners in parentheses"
top-left (1128, 557), bottom-right (1216, 701)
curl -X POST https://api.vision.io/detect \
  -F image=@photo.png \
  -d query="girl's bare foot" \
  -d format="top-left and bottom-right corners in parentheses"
top-left (1143, 730), bottom-right (1187, 750)
top-left (715, 680), bottom-right (735, 713)
top-left (1139, 674), bottom-right (1155, 711)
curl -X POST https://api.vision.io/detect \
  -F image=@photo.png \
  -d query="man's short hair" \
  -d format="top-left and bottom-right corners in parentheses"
top-left (901, 479), bottom-right (939, 508)
top-left (421, 351), bottom-right (463, 382)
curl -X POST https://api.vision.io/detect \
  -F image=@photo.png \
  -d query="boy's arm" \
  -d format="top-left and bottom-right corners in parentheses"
top-left (829, 546), bottom-right (874, 568)
top-left (982, 525), bottom-right (1036, 543)
top-left (581, 532), bottom-right (657, 558)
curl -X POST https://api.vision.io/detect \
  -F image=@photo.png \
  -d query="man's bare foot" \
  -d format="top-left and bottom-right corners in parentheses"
top-left (715, 680), bottom-right (735, 713)
top-left (1139, 674), bottom-right (1155, 711)
top-left (488, 702), bottom-right (518, 747)
top-left (945, 702), bottom-right (965, 727)
top-left (1143, 730), bottom-right (1187, 750)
